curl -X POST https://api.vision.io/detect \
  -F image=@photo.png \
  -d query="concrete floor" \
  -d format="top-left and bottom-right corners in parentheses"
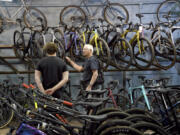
top-left (0, 128), bottom-right (10, 135)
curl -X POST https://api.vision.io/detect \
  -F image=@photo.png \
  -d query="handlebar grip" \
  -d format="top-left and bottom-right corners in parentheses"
top-left (22, 83), bottom-right (30, 89)
top-left (29, 84), bottom-right (36, 89)
top-left (63, 101), bottom-right (73, 106)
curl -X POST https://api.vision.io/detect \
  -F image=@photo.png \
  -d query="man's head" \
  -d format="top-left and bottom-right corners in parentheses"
top-left (83, 44), bottom-right (93, 57)
top-left (43, 42), bottom-right (58, 56)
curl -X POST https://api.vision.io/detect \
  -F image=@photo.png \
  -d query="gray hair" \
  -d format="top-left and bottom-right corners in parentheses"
top-left (84, 44), bottom-right (93, 52)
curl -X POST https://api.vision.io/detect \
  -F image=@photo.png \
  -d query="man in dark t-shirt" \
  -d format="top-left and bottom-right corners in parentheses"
top-left (35, 42), bottom-right (69, 99)
top-left (66, 44), bottom-right (104, 91)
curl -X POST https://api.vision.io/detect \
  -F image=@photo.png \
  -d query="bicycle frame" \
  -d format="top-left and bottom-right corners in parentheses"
top-left (0, 0), bottom-right (28, 23)
top-left (121, 29), bottom-right (145, 54)
top-left (82, 29), bottom-right (103, 55)
top-left (64, 31), bottom-right (83, 54)
top-left (79, 0), bottom-right (109, 17)
top-left (128, 85), bottom-right (151, 110)
top-left (170, 26), bottom-right (180, 48)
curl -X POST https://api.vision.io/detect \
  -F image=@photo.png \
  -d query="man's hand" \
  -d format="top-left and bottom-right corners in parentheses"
top-left (65, 57), bottom-right (71, 63)
top-left (45, 88), bottom-right (55, 95)
top-left (86, 84), bottom-right (92, 91)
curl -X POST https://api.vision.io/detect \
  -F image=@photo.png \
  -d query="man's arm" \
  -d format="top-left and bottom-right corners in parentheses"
top-left (35, 70), bottom-right (45, 94)
top-left (51, 71), bottom-right (69, 92)
top-left (66, 57), bottom-right (83, 72)
top-left (86, 70), bottom-right (98, 91)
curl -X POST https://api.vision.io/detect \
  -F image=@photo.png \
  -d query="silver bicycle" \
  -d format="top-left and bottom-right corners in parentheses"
top-left (0, 0), bottom-right (47, 32)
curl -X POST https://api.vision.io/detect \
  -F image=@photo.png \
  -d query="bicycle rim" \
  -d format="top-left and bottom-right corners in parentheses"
top-left (23, 7), bottom-right (47, 32)
top-left (13, 30), bottom-right (25, 59)
top-left (90, 37), bottom-right (110, 71)
top-left (104, 3), bottom-right (129, 26)
top-left (112, 38), bottom-right (133, 69)
top-left (157, 0), bottom-right (180, 23)
top-left (0, 99), bottom-right (14, 128)
top-left (132, 37), bottom-right (154, 69)
top-left (154, 37), bottom-right (176, 69)
top-left (60, 5), bottom-right (86, 28)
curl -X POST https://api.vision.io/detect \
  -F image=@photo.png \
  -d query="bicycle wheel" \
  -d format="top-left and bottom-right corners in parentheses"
top-left (125, 114), bottom-right (162, 126)
top-left (23, 7), bottom-right (47, 32)
top-left (70, 38), bottom-right (85, 61)
top-left (104, 3), bottom-right (129, 26)
top-left (55, 40), bottom-right (66, 60)
top-left (157, 0), bottom-right (180, 23)
top-left (0, 98), bottom-right (14, 128)
top-left (96, 108), bottom-right (121, 115)
top-left (60, 5), bottom-right (86, 28)
top-left (131, 122), bottom-right (168, 135)
top-left (96, 119), bottom-right (133, 135)
top-left (116, 94), bottom-right (131, 111)
top-left (112, 38), bottom-right (133, 69)
top-left (90, 37), bottom-right (111, 71)
top-left (125, 108), bottom-right (156, 118)
top-left (100, 126), bottom-right (143, 135)
top-left (13, 30), bottom-right (25, 59)
top-left (153, 37), bottom-right (176, 69)
top-left (54, 28), bottom-right (65, 45)
top-left (132, 37), bottom-right (155, 69)
top-left (134, 95), bottom-right (160, 116)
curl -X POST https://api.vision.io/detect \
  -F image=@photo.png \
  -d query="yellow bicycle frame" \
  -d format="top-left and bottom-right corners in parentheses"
top-left (81, 30), bottom-right (103, 56)
top-left (121, 29), bottom-right (144, 54)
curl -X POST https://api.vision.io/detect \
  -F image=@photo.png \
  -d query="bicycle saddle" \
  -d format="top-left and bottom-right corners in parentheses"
top-left (74, 101), bottom-right (103, 108)
top-left (98, 18), bottom-right (104, 23)
top-left (126, 77), bottom-right (131, 81)
top-left (85, 89), bottom-right (107, 94)
top-left (136, 14), bottom-right (144, 18)
top-left (138, 76), bottom-right (146, 80)
top-left (108, 80), bottom-right (119, 89)
top-left (3, 80), bottom-right (9, 83)
top-left (162, 15), bottom-right (171, 19)
top-left (85, 97), bottom-right (109, 102)
top-left (77, 114), bottom-right (107, 121)
top-left (117, 16), bottom-right (125, 21)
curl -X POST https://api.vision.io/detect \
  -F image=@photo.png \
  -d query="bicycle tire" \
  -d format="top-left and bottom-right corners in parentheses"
top-left (90, 37), bottom-right (111, 71)
top-left (70, 38), bottom-right (85, 61)
top-left (103, 98), bottom-right (121, 109)
top-left (125, 108), bottom-right (156, 119)
top-left (0, 99), bottom-right (14, 128)
top-left (13, 30), bottom-right (25, 59)
top-left (104, 3), bottom-right (129, 26)
top-left (134, 94), bottom-right (162, 118)
top-left (33, 31), bottom-right (45, 58)
top-left (59, 5), bottom-right (86, 28)
top-left (54, 28), bottom-right (65, 46)
top-left (125, 114), bottom-right (162, 126)
top-left (104, 111), bottom-right (130, 121)
top-left (95, 119), bottom-right (133, 135)
top-left (115, 94), bottom-right (131, 111)
top-left (100, 126), bottom-right (143, 135)
top-left (112, 38), bottom-right (133, 69)
top-left (151, 29), bottom-right (170, 40)
top-left (55, 40), bottom-right (66, 60)
top-left (132, 37), bottom-right (155, 69)
top-left (131, 122), bottom-right (168, 135)
top-left (153, 37), bottom-right (176, 69)
top-left (96, 108), bottom-right (121, 115)
top-left (156, 0), bottom-right (180, 23)
top-left (23, 7), bottom-right (47, 32)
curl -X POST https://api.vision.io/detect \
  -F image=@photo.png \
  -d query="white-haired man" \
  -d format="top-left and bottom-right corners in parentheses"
top-left (66, 44), bottom-right (104, 91)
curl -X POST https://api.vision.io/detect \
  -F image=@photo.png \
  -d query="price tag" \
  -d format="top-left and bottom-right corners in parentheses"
top-left (139, 26), bottom-right (143, 32)
top-left (117, 27), bottom-right (121, 33)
